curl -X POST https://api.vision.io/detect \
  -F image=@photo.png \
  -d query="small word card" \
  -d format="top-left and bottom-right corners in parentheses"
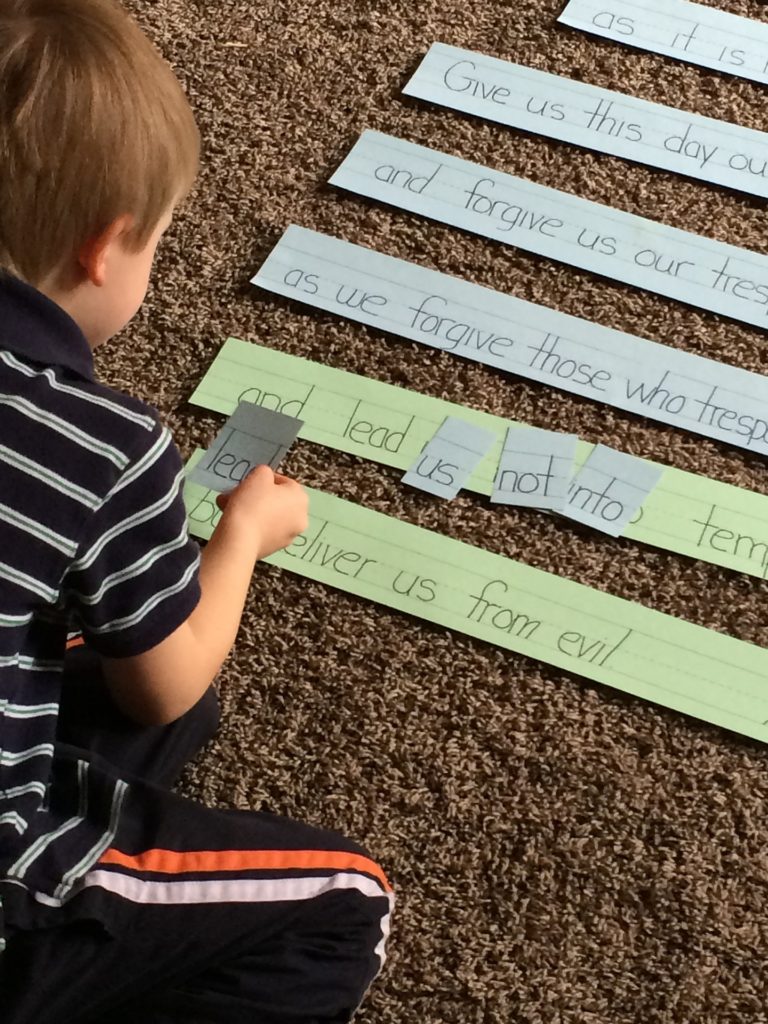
top-left (492, 427), bottom-right (579, 510)
top-left (566, 443), bottom-right (664, 536)
top-left (403, 416), bottom-right (497, 498)
top-left (188, 401), bottom-right (303, 493)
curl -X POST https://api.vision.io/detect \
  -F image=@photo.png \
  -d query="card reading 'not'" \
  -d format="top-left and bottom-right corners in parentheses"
top-left (492, 427), bottom-right (578, 511)
top-left (402, 416), bottom-right (497, 499)
top-left (188, 402), bottom-right (304, 493)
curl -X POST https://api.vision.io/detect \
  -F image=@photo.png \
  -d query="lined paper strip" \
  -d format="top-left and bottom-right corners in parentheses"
top-left (185, 473), bottom-right (768, 745)
top-left (329, 130), bottom-right (768, 329)
top-left (189, 338), bottom-right (768, 581)
top-left (404, 43), bottom-right (768, 197)
top-left (252, 226), bottom-right (768, 455)
top-left (559, 0), bottom-right (768, 85)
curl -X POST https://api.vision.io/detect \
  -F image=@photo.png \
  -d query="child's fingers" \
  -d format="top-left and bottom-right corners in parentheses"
top-left (248, 463), bottom-right (275, 481)
top-left (216, 465), bottom-right (274, 510)
top-left (238, 464), bottom-right (275, 491)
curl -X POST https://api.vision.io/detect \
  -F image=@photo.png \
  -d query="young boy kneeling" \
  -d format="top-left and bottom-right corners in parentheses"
top-left (0, 2), bottom-right (392, 1021)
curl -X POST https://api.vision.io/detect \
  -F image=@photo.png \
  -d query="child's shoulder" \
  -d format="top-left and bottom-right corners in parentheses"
top-left (59, 372), bottom-right (177, 480)
top-left (1, 346), bottom-right (176, 500)
top-left (69, 372), bottom-right (162, 438)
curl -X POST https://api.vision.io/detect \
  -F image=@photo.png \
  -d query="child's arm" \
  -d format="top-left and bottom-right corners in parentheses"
top-left (101, 466), bottom-right (308, 726)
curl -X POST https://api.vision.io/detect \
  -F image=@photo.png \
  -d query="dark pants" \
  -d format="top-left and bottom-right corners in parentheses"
top-left (1, 650), bottom-right (392, 1024)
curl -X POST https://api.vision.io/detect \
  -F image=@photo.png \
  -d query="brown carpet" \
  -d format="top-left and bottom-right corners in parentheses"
top-left (108, 1), bottom-right (768, 1020)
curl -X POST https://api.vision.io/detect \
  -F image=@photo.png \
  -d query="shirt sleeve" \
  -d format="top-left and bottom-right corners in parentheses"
top-left (62, 421), bottom-right (202, 658)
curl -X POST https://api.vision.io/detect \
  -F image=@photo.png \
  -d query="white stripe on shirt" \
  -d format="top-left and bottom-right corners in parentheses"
top-left (111, 428), bottom-right (172, 495)
top-left (0, 812), bottom-right (28, 835)
top-left (2, 702), bottom-right (59, 718)
top-left (0, 611), bottom-right (34, 627)
top-left (0, 444), bottom-right (101, 508)
top-left (8, 761), bottom-right (89, 878)
top-left (87, 555), bottom-right (200, 635)
top-left (0, 393), bottom-right (129, 468)
top-left (0, 654), bottom-right (63, 672)
top-left (0, 743), bottom-right (55, 766)
top-left (0, 350), bottom-right (156, 429)
top-left (0, 782), bottom-right (47, 801)
top-left (0, 562), bottom-right (59, 602)
top-left (70, 467), bottom-right (186, 572)
top-left (66, 527), bottom-right (191, 606)
top-left (0, 500), bottom-right (78, 556)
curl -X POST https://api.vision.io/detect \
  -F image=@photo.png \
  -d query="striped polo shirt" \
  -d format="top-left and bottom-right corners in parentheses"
top-left (0, 274), bottom-right (201, 949)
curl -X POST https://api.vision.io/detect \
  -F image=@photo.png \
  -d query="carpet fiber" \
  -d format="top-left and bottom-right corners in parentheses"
top-left (112, 2), bottom-right (768, 1020)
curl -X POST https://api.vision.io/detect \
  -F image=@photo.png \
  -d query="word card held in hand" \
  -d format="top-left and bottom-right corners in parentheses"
top-left (188, 401), bottom-right (304, 493)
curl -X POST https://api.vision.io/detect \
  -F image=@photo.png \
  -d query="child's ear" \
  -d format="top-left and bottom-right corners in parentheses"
top-left (78, 214), bottom-right (134, 286)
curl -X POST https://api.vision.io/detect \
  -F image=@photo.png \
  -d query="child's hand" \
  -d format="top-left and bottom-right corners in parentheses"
top-left (215, 465), bottom-right (309, 560)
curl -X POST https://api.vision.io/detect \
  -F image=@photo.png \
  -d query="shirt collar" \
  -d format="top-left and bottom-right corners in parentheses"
top-left (0, 272), bottom-right (95, 381)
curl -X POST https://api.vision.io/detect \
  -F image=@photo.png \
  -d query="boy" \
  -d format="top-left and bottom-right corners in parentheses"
top-left (0, 2), bottom-right (392, 1021)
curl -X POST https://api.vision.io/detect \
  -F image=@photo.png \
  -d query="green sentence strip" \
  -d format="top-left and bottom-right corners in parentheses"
top-left (190, 338), bottom-right (768, 582)
top-left (184, 472), bottom-right (768, 744)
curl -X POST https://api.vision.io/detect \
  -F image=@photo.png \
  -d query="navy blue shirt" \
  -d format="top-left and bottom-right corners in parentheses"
top-left (0, 274), bottom-right (201, 948)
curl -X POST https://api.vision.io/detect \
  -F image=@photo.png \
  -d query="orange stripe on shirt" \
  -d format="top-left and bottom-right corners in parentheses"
top-left (99, 847), bottom-right (392, 893)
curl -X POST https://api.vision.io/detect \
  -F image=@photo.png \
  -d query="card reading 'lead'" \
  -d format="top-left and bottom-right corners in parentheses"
top-left (188, 402), bottom-right (304, 493)
top-left (492, 427), bottom-right (578, 511)
top-left (403, 416), bottom-right (497, 499)
top-left (566, 444), bottom-right (663, 537)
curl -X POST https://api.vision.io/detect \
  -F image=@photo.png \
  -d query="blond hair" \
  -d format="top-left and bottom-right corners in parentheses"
top-left (0, 0), bottom-right (199, 285)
